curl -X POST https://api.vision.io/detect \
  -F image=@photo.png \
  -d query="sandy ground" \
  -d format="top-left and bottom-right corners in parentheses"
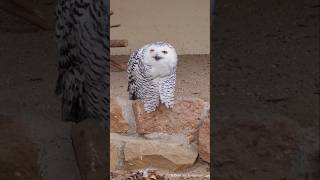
top-left (111, 55), bottom-right (210, 102)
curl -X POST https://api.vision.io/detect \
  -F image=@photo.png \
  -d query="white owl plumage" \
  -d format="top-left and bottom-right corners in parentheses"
top-left (127, 42), bottom-right (178, 112)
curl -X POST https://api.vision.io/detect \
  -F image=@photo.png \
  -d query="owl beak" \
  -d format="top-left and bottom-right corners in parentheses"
top-left (153, 55), bottom-right (162, 61)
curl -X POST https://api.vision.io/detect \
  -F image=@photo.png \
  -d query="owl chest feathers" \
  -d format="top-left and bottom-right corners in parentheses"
top-left (148, 62), bottom-right (173, 80)
top-left (141, 56), bottom-right (176, 81)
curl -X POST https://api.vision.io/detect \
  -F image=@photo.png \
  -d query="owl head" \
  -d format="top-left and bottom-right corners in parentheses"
top-left (141, 42), bottom-right (178, 68)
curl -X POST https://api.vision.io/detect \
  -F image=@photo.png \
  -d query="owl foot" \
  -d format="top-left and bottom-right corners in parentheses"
top-left (164, 102), bottom-right (174, 109)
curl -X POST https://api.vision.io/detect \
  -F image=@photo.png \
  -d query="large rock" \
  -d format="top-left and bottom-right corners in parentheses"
top-left (110, 133), bottom-right (198, 171)
top-left (71, 119), bottom-right (108, 180)
top-left (110, 97), bottom-right (136, 134)
top-left (110, 97), bottom-right (129, 133)
top-left (133, 97), bottom-right (209, 143)
top-left (0, 114), bottom-right (40, 180)
top-left (199, 117), bottom-right (210, 163)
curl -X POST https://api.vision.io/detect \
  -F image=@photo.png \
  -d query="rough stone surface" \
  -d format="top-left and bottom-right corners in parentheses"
top-left (111, 133), bottom-right (198, 171)
top-left (110, 138), bottom-right (125, 171)
top-left (199, 118), bottom-right (210, 163)
top-left (212, 109), bottom-right (302, 180)
top-left (110, 142), bottom-right (118, 171)
top-left (110, 97), bottom-right (129, 133)
top-left (0, 114), bottom-right (40, 180)
top-left (71, 119), bottom-right (108, 180)
top-left (133, 97), bottom-right (209, 142)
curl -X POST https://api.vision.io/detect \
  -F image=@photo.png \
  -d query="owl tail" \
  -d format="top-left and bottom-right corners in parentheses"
top-left (55, 69), bottom-right (88, 122)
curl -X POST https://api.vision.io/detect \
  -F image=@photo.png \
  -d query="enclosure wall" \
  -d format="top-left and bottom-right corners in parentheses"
top-left (111, 0), bottom-right (210, 55)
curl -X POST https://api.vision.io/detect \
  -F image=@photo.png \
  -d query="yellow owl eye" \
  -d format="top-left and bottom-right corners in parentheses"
top-left (150, 49), bottom-right (154, 52)
top-left (162, 50), bottom-right (168, 54)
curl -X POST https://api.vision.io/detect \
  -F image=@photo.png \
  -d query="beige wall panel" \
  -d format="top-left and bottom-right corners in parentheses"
top-left (111, 0), bottom-right (210, 55)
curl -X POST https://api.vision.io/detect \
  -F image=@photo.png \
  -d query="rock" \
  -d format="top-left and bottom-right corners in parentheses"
top-left (110, 139), bottom-right (125, 171)
top-left (110, 97), bottom-right (136, 134)
top-left (199, 117), bottom-right (210, 163)
top-left (0, 114), bottom-right (40, 180)
top-left (110, 133), bottom-right (198, 171)
top-left (71, 119), bottom-right (108, 180)
top-left (212, 108), bottom-right (301, 180)
top-left (110, 97), bottom-right (129, 133)
top-left (133, 97), bottom-right (209, 143)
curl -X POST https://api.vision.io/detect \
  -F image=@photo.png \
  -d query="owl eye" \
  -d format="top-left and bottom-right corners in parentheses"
top-left (162, 50), bottom-right (168, 54)
top-left (150, 49), bottom-right (154, 52)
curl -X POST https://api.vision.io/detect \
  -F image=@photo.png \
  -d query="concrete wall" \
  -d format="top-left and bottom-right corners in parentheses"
top-left (110, 0), bottom-right (210, 55)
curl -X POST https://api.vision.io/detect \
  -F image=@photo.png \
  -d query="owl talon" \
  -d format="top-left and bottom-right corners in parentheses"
top-left (164, 102), bottom-right (174, 109)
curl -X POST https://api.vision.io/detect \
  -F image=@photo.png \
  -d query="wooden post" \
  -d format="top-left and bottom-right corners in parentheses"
top-left (110, 40), bottom-right (128, 48)
top-left (110, 24), bottom-right (121, 28)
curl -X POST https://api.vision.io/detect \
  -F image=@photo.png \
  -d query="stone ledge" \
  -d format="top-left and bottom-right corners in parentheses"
top-left (111, 133), bottom-right (198, 171)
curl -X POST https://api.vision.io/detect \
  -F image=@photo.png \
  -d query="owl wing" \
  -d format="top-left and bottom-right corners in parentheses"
top-left (127, 49), bottom-right (141, 100)
top-left (55, 0), bottom-right (109, 125)
top-left (159, 67), bottom-right (177, 108)
top-left (55, 0), bottom-right (86, 122)
top-left (55, 0), bottom-right (79, 95)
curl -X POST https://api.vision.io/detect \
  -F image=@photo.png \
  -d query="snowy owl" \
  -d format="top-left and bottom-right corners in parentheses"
top-left (127, 42), bottom-right (178, 112)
